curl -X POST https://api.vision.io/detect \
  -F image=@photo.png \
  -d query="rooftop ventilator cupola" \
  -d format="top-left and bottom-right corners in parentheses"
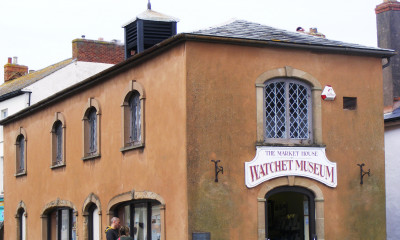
top-left (122, 1), bottom-right (178, 59)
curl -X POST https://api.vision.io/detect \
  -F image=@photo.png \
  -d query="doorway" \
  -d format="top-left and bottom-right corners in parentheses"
top-left (265, 187), bottom-right (315, 240)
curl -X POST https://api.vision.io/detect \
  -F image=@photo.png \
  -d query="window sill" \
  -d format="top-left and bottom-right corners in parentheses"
top-left (15, 171), bottom-right (27, 177)
top-left (82, 153), bottom-right (101, 161)
top-left (120, 142), bottom-right (145, 153)
top-left (50, 163), bottom-right (66, 169)
top-left (256, 142), bottom-right (326, 148)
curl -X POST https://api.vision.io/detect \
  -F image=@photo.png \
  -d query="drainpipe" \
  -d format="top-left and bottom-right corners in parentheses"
top-left (383, 57), bottom-right (391, 69)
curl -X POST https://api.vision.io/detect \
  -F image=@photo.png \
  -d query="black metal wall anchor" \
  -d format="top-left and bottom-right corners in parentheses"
top-left (357, 163), bottom-right (370, 185)
top-left (211, 160), bottom-right (223, 182)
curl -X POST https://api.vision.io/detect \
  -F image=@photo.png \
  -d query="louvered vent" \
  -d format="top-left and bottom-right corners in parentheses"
top-left (123, 10), bottom-right (177, 59)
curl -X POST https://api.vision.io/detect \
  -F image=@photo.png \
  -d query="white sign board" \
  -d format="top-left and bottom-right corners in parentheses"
top-left (245, 147), bottom-right (337, 188)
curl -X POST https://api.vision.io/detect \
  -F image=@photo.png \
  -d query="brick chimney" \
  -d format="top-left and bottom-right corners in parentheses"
top-left (72, 38), bottom-right (124, 64)
top-left (376, 0), bottom-right (400, 106)
top-left (4, 57), bottom-right (28, 82)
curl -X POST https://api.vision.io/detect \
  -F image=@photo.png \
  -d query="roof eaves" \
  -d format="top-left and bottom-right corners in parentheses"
top-left (184, 33), bottom-right (396, 58)
top-left (0, 32), bottom-right (395, 125)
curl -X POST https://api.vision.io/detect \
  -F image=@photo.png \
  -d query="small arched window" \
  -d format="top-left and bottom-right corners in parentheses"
top-left (51, 118), bottom-right (65, 167)
top-left (129, 91), bottom-right (141, 143)
top-left (17, 135), bottom-right (25, 172)
top-left (15, 128), bottom-right (27, 176)
top-left (88, 108), bottom-right (97, 154)
top-left (122, 81), bottom-right (145, 151)
top-left (17, 208), bottom-right (26, 240)
top-left (264, 79), bottom-right (312, 144)
top-left (82, 98), bottom-right (101, 160)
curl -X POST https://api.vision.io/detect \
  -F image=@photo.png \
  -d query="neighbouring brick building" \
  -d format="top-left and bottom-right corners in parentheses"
top-left (0, 7), bottom-right (394, 240)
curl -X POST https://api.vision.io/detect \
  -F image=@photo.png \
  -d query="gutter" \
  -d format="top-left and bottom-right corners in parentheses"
top-left (0, 90), bottom-right (25, 102)
top-left (0, 33), bottom-right (396, 125)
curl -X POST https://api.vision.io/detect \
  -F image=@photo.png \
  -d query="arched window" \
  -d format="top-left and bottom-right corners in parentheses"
top-left (82, 193), bottom-right (102, 240)
top-left (264, 79), bottom-right (312, 144)
top-left (17, 208), bottom-right (26, 240)
top-left (40, 199), bottom-right (78, 240)
top-left (48, 208), bottom-right (76, 240)
top-left (51, 113), bottom-right (66, 167)
top-left (129, 91), bottom-right (141, 143)
top-left (15, 128), bottom-right (27, 176)
top-left (115, 200), bottom-right (161, 239)
top-left (82, 98), bottom-right (101, 160)
top-left (121, 81), bottom-right (145, 151)
top-left (16, 135), bottom-right (25, 173)
top-left (88, 205), bottom-right (99, 240)
top-left (107, 191), bottom-right (165, 240)
top-left (256, 67), bottom-right (323, 145)
top-left (88, 108), bottom-right (97, 154)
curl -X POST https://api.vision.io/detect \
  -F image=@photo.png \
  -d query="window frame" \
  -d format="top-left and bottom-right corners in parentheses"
top-left (51, 112), bottom-right (66, 168)
top-left (107, 191), bottom-right (165, 240)
top-left (82, 98), bottom-right (101, 160)
top-left (47, 208), bottom-right (76, 240)
top-left (121, 80), bottom-right (145, 152)
top-left (263, 78), bottom-right (312, 144)
top-left (15, 128), bottom-right (27, 176)
top-left (40, 199), bottom-right (78, 240)
top-left (16, 201), bottom-right (27, 240)
top-left (255, 66), bottom-right (323, 146)
top-left (82, 193), bottom-right (102, 240)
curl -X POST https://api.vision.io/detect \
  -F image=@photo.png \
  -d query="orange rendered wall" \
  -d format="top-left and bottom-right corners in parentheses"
top-left (184, 41), bottom-right (385, 239)
top-left (3, 44), bottom-right (188, 239)
top-left (3, 40), bottom-right (386, 240)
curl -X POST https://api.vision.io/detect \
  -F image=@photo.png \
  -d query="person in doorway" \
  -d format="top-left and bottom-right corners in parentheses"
top-left (118, 225), bottom-right (134, 240)
top-left (105, 217), bottom-right (121, 240)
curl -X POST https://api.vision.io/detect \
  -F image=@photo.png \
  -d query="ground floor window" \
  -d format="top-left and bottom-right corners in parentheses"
top-left (88, 205), bottom-right (99, 240)
top-left (265, 186), bottom-right (316, 240)
top-left (17, 208), bottom-right (26, 240)
top-left (115, 200), bottom-right (161, 240)
top-left (48, 208), bottom-right (76, 240)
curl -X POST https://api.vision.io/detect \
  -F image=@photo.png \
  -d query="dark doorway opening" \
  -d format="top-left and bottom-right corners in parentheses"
top-left (265, 186), bottom-right (315, 240)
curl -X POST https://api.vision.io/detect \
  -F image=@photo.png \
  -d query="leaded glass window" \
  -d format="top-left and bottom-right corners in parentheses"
top-left (264, 79), bottom-right (311, 143)
top-left (129, 92), bottom-right (141, 143)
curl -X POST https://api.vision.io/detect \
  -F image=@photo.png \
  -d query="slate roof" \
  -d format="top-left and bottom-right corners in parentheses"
top-left (190, 20), bottom-right (395, 55)
top-left (0, 58), bottom-right (73, 100)
top-left (385, 107), bottom-right (400, 122)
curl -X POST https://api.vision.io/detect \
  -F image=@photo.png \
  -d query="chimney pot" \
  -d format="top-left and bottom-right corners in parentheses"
top-left (4, 57), bottom-right (28, 82)
top-left (7, 58), bottom-right (12, 64)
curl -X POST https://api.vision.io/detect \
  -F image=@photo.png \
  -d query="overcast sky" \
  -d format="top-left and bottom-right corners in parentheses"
top-left (0, 0), bottom-right (386, 83)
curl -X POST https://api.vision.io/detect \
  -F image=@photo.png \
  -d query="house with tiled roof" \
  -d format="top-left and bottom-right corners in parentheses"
top-left (0, 5), bottom-right (395, 240)
top-left (0, 38), bottom-right (124, 235)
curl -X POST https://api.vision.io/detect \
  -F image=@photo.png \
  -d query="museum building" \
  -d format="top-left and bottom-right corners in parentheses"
top-left (0, 7), bottom-right (395, 240)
